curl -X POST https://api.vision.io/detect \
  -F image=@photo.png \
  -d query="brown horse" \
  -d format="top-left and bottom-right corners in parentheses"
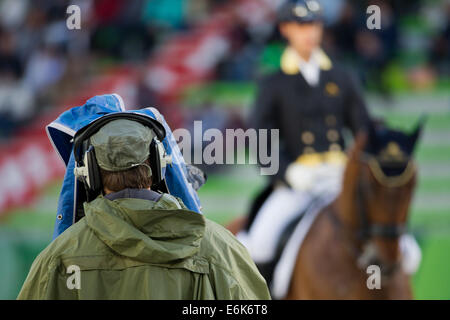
top-left (227, 126), bottom-right (422, 299)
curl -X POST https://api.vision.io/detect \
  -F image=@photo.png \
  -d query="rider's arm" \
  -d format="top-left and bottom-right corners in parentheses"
top-left (249, 75), bottom-right (291, 185)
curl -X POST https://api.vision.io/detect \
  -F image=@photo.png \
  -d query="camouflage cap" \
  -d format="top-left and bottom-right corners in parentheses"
top-left (90, 119), bottom-right (155, 171)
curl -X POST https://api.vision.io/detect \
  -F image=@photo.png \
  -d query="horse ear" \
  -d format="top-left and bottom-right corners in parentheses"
top-left (409, 114), bottom-right (427, 151)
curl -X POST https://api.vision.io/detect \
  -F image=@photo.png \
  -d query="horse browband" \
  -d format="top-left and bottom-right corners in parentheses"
top-left (360, 152), bottom-right (416, 188)
top-left (367, 158), bottom-right (416, 188)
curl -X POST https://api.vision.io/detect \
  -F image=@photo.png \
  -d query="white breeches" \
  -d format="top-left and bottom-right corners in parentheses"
top-left (237, 163), bottom-right (344, 263)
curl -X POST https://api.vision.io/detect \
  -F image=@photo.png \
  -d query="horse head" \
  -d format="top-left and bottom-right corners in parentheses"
top-left (339, 118), bottom-right (424, 276)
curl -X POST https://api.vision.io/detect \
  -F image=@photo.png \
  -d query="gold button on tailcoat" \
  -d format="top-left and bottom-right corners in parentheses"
top-left (327, 129), bottom-right (339, 142)
top-left (329, 143), bottom-right (342, 152)
top-left (302, 131), bottom-right (315, 144)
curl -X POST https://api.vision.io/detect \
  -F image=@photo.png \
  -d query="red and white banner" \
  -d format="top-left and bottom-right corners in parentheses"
top-left (0, 132), bottom-right (65, 214)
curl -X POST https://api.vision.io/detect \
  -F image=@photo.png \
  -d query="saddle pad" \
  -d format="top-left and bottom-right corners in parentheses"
top-left (270, 192), bottom-right (338, 299)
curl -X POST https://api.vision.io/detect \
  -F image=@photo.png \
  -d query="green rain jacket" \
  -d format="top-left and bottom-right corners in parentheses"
top-left (17, 192), bottom-right (270, 300)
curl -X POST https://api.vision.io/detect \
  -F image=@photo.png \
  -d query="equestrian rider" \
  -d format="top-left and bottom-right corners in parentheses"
top-left (237, 0), bottom-right (420, 277)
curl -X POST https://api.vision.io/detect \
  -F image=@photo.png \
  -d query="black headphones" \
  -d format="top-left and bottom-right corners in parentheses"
top-left (72, 112), bottom-right (172, 207)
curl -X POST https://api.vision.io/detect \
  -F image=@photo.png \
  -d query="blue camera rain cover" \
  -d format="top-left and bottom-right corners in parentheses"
top-left (46, 93), bottom-right (202, 240)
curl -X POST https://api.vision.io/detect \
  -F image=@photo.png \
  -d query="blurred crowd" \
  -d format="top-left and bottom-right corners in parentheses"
top-left (0, 0), bottom-right (449, 139)
top-left (0, 0), bottom-right (225, 138)
top-left (326, 0), bottom-right (450, 93)
top-left (217, 0), bottom-right (450, 88)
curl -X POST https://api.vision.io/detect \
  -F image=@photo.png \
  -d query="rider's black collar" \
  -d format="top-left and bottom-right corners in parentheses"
top-left (104, 188), bottom-right (163, 203)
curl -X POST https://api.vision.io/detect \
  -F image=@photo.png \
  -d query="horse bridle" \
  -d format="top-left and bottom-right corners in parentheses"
top-left (329, 153), bottom-right (417, 276)
top-left (356, 153), bottom-right (417, 275)
top-left (357, 153), bottom-right (416, 239)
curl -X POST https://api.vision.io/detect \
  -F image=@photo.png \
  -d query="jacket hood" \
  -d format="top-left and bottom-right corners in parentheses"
top-left (84, 193), bottom-right (205, 264)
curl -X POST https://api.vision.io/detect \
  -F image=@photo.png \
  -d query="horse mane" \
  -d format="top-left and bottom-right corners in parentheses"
top-left (336, 133), bottom-right (367, 228)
